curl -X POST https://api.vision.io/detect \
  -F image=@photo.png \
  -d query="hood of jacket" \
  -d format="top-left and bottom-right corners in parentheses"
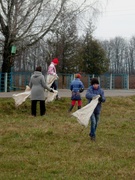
top-left (33, 71), bottom-right (42, 78)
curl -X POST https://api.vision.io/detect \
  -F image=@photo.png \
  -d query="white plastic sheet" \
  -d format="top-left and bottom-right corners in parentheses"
top-left (45, 90), bottom-right (58, 103)
top-left (46, 74), bottom-right (58, 87)
top-left (12, 86), bottom-right (31, 107)
top-left (12, 75), bottom-right (58, 107)
top-left (72, 95), bottom-right (100, 127)
top-left (45, 74), bottom-right (58, 102)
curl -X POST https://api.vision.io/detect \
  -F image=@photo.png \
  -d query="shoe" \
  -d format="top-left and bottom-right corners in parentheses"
top-left (68, 105), bottom-right (74, 112)
top-left (29, 115), bottom-right (36, 117)
top-left (55, 95), bottom-right (61, 100)
top-left (90, 136), bottom-right (96, 141)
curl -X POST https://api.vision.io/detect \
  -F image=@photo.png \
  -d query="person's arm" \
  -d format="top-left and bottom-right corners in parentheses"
top-left (70, 83), bottom-right (73, 91)
top-left (99, 90), bottom-right (106, 103)
top-left (85, 87), bottom-right (97, 100)
top-left (29, 77), bottom-right (32, 88)
top-left (41, 76), bottom-right (53, 92)
top-left (79, 82), bottom-right (84, 92)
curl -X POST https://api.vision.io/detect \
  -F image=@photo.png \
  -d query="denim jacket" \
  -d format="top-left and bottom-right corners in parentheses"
top-left (70, 78), bottom-right (84, 100)
top-left (85, 85), bottom-right (105, 114)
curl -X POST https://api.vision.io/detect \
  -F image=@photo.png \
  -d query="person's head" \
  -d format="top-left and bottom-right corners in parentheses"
top-left (91, 78), bottom-right (99, 89)
top-left (75, 73), bottom-right (81, 79)
top-left (52, 58), bottom-right (59, 65)
top-left (35, 66), bottom-right (42, 72)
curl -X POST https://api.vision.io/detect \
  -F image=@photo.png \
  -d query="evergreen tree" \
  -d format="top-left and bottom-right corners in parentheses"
top-left (80, 33), bottom-right (109, 75)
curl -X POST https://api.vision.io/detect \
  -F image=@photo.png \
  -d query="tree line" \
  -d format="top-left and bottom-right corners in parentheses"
top-left (0, 0), bottom-right (108, 74)
top-left (1, 0), bottom-right (134, 76)
top-left (101, 37), bottom-right (135, 74)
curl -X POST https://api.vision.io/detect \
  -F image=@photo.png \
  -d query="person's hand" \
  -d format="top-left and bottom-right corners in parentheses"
top-left (79, 88), bottom-right (84, 93)
top-left (50, 88), bottom-right (54, 93)
top-left (56, 75), bottom-right (59, 79)
top-left (98, 95), bottom-right (102, 102)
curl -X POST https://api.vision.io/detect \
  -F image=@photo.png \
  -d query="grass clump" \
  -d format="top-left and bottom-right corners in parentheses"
top-left (0, 96), bottom-right (135, 179)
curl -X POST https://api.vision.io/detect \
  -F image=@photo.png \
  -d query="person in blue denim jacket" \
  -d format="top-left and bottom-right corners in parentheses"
top-left (86, 78), bottom-right (106, 141)
top-left (68, 74), bottom-right (84, 112)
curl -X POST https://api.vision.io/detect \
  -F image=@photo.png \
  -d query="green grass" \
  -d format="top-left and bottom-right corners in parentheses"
top-left (0, 96), bottom-right (135, 180)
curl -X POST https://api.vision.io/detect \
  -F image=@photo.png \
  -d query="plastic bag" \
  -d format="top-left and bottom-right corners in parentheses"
top-left (12, 85), bottom-right (31, 107)
top-left (72, 95), bottom-right (100, 127)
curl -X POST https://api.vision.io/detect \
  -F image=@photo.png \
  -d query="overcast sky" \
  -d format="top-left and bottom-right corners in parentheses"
top-left (93, 0), bottom-right (135, 40)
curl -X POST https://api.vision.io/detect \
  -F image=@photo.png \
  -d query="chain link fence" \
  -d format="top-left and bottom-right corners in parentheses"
top-left (0, 72), bottom-right (134, 92)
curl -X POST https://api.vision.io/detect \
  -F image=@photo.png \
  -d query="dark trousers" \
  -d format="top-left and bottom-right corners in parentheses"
top-left (51, 81), bottom-right (57, 90)
top-left (51, 81), bottom-right (59, 99)
top-left (31, 100), bottom-right (46, 116)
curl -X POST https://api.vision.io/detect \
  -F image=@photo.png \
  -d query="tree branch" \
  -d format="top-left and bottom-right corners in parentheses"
top-left (16, 0), bottom-right (44, 40)
top-left (0, 14), bottom-right (6, 35)
top-left (25, 0), bottom-right (66, 47)
top-left (0, 0), bottom-right (7, 16)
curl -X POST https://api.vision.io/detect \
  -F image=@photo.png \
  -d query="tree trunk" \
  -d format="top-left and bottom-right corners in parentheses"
top-left (2, 46), bottom-right (12, 73)
top-left (62, 75), bottom-right (65, 89)
top-left (1, 38), bottom-right (12, 91)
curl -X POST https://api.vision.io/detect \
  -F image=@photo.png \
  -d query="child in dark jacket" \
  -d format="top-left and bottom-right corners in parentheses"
top-left (86, 78), bottom-right (105, 141)
top-left (68, 74), bottom-right (84, 112)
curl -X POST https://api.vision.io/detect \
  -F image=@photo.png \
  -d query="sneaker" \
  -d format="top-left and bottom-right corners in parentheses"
top-left (55, 95), bottom-right (61, 100)
top-left (90, 136), bottom-right (96, 141)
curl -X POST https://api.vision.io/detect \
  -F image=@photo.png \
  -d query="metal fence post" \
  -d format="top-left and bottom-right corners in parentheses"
top-left (127, 74), bottom-right (129, 89)
top-left (4, 73), bottom-right (7, 92)
top-left (110, 73), bottom-right (112, 89)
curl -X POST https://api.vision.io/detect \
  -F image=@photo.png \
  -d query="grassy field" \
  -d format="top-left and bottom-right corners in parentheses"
top-left (0, 96), bottom-right (135, 180)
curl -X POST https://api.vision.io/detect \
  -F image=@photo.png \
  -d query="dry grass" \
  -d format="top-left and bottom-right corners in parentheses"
top-left (0, 96), bottom-right (135, 180)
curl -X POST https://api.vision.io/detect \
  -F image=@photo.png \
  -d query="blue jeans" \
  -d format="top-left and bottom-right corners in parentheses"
top-left (89, 113), bottom-right (100, 137)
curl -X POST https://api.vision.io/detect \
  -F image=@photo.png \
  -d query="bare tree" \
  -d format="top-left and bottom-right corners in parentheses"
top-left (101, 37), bottom-right (129, 74)
top-left (96, 37), bottom-right (135, 75)
top-left (0, 0), bottom-right (102, 73)
top-left (0, 0), bottom-right (67, 73)
top-left (128, 37), bottom-right (135, 74)
top-left (14, 39), bottom-right (50, 73)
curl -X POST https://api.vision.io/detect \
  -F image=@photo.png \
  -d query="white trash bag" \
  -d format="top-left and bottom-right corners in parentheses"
top-left (72, 95), bottom-right (100, 127)
top-left (45, 74), bottom-right (58, 103)
top-left (46, 74), bottom-right (58, 87)
top-left (12, 74), bottom-right (58, 107)
top-left (45, 90), bottom-right (58, 103)
top-left (12, 85), bottom-right (31, 107)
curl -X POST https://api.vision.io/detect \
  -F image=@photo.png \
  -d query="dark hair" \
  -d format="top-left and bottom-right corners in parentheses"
top-left (35, 66), bottom-right (42, 72)
top-left (91, 78), bottom-right (99, 85)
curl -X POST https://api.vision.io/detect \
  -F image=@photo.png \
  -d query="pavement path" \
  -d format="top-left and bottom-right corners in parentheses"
top-left (0, 89), bottom-right (135, 98)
